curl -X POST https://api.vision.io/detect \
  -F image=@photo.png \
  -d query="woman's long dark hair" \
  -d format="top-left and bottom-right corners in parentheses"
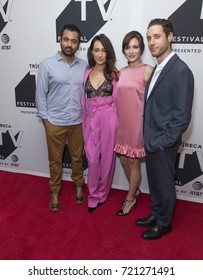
top-left (87, 34), bottom-right (118, 81)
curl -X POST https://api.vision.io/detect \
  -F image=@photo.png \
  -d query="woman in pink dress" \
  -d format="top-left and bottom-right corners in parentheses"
top-left (82, 34), bottom-right (118, 213)
top-left (114, 31), bottom-right (153, 216)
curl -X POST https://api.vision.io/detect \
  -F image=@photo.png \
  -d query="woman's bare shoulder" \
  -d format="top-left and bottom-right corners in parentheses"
top-left (144, 64), bottom-right (154, 82)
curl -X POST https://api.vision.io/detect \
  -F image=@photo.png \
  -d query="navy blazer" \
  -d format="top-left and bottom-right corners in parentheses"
top-left (144, 53), bottom-right (194, 152)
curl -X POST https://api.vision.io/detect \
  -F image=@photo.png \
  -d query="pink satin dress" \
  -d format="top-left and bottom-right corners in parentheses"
top-left (114, 65), bottom-right (147, 158)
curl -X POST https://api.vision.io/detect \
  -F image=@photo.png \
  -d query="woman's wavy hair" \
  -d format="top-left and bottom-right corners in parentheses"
top-left (87, 34), bottom-right (118, 81)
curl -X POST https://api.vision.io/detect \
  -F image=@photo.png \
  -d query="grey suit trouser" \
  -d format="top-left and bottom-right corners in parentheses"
top-left (145, 143), bottom-right (179, 226)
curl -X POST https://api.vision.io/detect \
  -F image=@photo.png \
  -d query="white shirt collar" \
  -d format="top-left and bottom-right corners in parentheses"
top-left (156, 51), bottom-right (175, 69)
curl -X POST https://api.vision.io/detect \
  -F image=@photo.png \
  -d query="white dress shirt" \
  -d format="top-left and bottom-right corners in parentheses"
top-left (147, 51), bottom-right (175, 99)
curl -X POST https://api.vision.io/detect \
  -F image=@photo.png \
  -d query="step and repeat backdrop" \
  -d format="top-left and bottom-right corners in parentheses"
top-left (0, 0), bottom-right (203, 203)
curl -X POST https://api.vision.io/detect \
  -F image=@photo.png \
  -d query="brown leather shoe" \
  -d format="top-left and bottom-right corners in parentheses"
top-left (75, 186), bottom-right (84, 204)
top-left (49, 192), bottom-right (59, 212)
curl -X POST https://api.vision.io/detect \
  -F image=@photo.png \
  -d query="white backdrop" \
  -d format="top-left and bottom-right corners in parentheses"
top-left (0, 0), bottom-right (203, 203)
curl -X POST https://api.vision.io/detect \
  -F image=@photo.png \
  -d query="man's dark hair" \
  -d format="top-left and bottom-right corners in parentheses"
top-left (148, 18), bottom-right (174, 37)
top-left (148, 18), bottom-right (174, 47)
top-left (60, 24), bottom-right (81, 42)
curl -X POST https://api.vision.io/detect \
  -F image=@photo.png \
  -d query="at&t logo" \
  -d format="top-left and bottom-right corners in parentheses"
top-left (56, 0), bottom-right (117, 43)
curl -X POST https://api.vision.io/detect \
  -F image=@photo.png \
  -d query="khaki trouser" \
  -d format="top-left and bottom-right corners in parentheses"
top-left (44, 121), bottom-right (84, 193)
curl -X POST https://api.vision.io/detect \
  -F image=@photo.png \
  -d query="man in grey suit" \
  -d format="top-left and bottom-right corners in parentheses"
top-left (135, 19), bottom-right (194, 240)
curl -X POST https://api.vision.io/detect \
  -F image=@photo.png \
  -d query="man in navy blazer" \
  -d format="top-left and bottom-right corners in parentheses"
top-left (135, 19), bottom-right (194, 240)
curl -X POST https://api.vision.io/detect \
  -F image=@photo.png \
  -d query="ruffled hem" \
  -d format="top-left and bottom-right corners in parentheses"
top-left (114, 144), bottom-right (145, 158)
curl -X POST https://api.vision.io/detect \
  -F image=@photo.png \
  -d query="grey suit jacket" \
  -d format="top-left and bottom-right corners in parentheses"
top-left (144, 53), bottom-right (194, 152)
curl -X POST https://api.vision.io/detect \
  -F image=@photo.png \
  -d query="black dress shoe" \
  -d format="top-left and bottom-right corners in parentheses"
top-left (97, 202), bottom-right (105, 207)
top-left (141, 224), bottom-right (171, 240)
top-left (135, 213), bottom-right (157, 227)
top-left (88, 207), bottom-right (96, 213)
